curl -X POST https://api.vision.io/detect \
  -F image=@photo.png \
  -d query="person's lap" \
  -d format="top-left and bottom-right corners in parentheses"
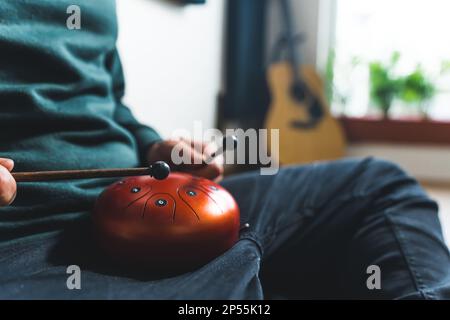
top-left (1, 157), bottom-right (449, 299)
top-left (224, 157), bottom-right (450, 299)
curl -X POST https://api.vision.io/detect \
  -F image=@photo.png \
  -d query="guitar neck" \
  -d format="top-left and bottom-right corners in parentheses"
top-left (280, 0), bottom-right (303, 84)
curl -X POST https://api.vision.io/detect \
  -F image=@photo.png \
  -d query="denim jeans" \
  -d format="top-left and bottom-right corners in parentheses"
top-left (0, 158), bottom-right (449, 299)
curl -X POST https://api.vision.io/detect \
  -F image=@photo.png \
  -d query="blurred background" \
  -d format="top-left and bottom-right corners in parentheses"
top-left (116, 0), bottom-right (450, 244)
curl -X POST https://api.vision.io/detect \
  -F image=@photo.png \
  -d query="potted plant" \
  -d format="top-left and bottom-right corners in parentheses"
top-left (337, 54), bottom-right (450, 145)
top-left (400, 66), bottom-right (436, 119)
top-left (369, 52), bottom-right (403, 118)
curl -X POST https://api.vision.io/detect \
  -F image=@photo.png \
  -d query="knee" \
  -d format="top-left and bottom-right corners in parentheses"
top-left (355, 157), bottom-right (422, 197)
top-left (363, 157), bottom-right (409, 179)
top-left (357, 157), bottom-right (438, 218)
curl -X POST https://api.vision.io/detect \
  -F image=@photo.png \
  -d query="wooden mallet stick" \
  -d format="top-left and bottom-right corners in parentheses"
top-left (205, 135), bottom-right (238, 163)
top-left (12, 136), bottom-right (238, 183)
top-left (12, 161), bottom-right (171, 182)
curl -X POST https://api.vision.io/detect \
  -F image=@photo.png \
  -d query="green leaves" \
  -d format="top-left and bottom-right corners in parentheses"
top-left (401, 67), bottom-right (435, 104)
top-left (369, 53), bottom-right (403, 117)
top-left (369, 53), bottom-right (438, 118)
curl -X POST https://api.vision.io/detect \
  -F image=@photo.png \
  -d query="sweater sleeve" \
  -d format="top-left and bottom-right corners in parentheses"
top-left (108, 49), bottom-right (163, 164)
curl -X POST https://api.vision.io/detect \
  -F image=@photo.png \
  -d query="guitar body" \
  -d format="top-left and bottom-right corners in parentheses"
top-left (265, 62), bottom-right (346, 165)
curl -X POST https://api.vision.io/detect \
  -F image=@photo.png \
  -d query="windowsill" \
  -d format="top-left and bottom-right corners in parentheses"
top-left (339, 116), bottom-right (450, 145)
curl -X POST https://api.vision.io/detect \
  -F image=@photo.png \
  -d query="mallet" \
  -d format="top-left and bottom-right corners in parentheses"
top-left (205, 135), bottom-right (238, 163)
top-left (12, 161), bottom-right (171, 182)
top-left (12, 136), bottom-right (238, 183)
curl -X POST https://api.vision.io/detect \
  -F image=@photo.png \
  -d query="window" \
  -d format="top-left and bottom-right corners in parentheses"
top-left (331, 0), bottom-right (450, 120)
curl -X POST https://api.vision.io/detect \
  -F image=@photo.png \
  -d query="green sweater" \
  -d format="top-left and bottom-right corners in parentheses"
top-left (0, 0), bottom-right (162, 242)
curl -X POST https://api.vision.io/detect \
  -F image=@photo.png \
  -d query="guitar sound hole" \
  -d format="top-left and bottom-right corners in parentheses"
top-left (290, 83), bottom-right (306, 102)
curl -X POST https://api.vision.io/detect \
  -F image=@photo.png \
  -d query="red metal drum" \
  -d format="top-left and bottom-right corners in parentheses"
top-left (92, 173), bottom-right (240, 273)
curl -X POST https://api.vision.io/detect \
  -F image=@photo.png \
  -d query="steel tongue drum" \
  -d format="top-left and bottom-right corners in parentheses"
top-left (11, 137), bottom-right (241, 273)
top-left (91, 136), bottom-right (240, 273)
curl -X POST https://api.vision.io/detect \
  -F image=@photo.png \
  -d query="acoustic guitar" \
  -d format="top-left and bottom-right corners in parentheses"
top-left (265, 0), bottom-right (346, 165)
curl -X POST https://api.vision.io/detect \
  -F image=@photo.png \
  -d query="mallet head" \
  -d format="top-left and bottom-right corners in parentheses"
top-left (150, 161), bottom-right (170, 180)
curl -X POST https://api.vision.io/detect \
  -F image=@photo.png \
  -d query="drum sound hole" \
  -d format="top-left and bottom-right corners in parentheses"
top-left (155, 199), bottom-right (167, 207)
top-left (131, 187), bottom-right (141, 193)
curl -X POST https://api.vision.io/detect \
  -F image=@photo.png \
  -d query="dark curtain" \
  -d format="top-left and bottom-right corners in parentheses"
top-left (222, 0), bottom-right (269, 127)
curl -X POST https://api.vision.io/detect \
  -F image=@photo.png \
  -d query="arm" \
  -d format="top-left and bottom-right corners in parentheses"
top-left (107, 49), bottom-right (163, 165)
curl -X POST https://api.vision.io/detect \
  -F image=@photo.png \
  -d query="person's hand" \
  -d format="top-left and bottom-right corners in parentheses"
top-left (0, 158), bottom-right (17, 207)
top-left (147, 139), bottom-right (224, 182)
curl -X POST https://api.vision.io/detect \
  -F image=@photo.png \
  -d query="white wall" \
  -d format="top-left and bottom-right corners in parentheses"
top-left (266, 0), bottom-right (320, 66)
top-left (266, 0), bottom-right (336, 70)
top-left (116, 0), bottom-right (225, 138)
top-left (347, 144), bottom-right (450, 182)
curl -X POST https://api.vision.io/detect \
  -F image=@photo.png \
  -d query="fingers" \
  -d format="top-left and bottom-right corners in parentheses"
top-left (147, 139), bottom-right (225, 181)
top-left (182, 161), bottom-right (224, 181)
top-left (169, 139), bottom-right (207, 169)
top-left (178, 138), bottom-right (223, 166)
top-left (175, 140), bottom-right (224, 180)
top-left (148, 139), bottom-right (206, 168)
top-left (0, 159), bottom-right (17, 206)
top-left (0, 158), bottom-right (14, 172)
top-left (179, 139), bottom-right (207, 167)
